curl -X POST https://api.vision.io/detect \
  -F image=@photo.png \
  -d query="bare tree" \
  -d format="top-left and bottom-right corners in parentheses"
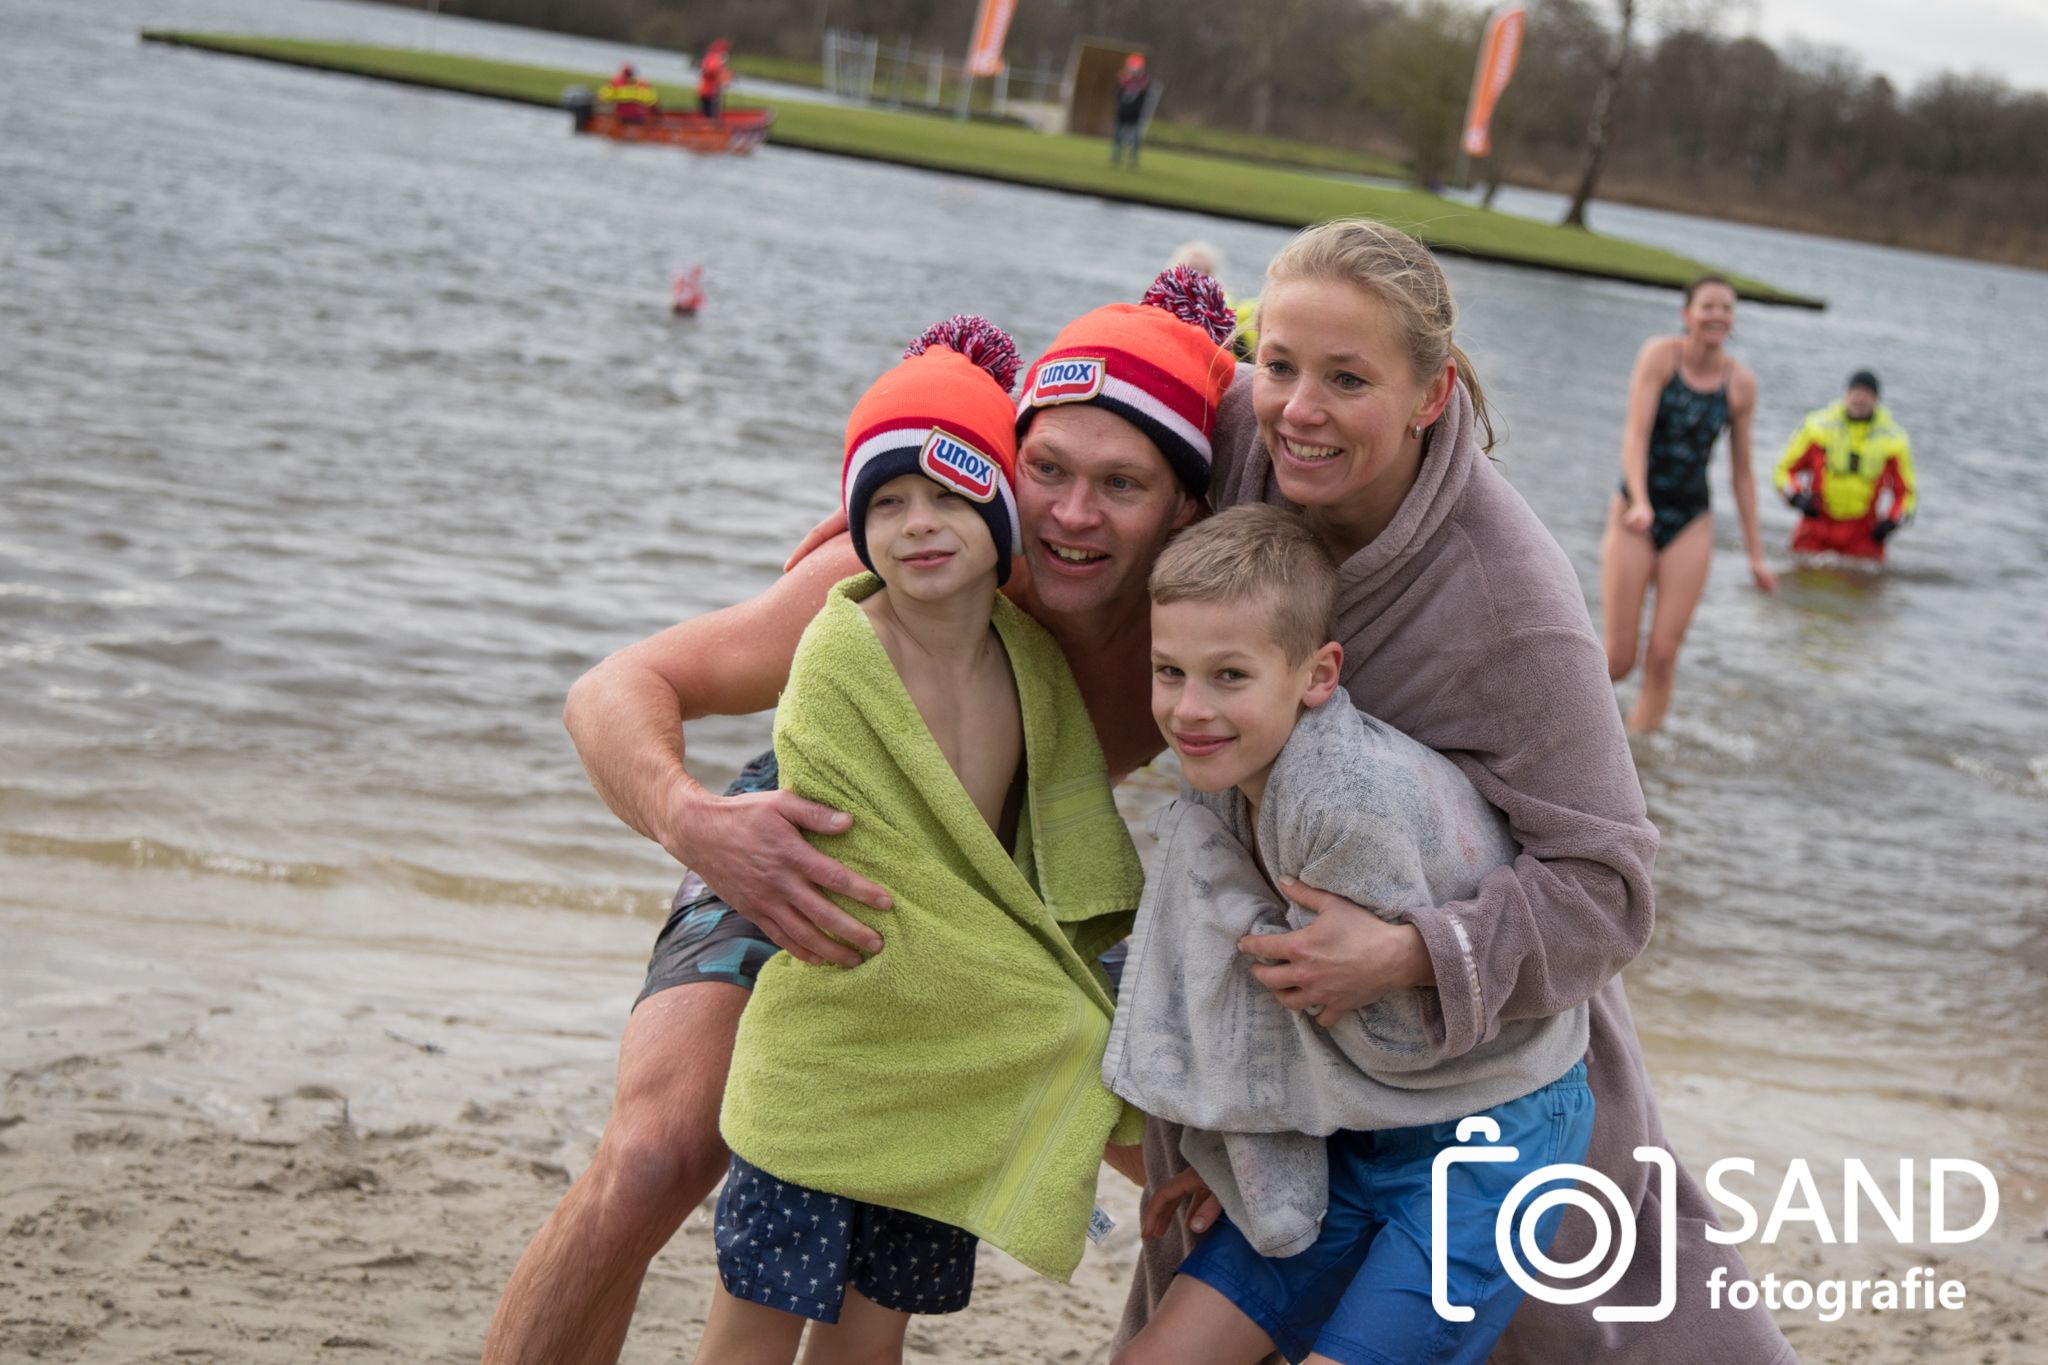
top-left (1560, 0), bottom-right (1633, 226)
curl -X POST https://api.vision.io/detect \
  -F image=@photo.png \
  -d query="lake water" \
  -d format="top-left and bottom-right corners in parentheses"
top-left (4, 0), bottom-right (2044, 1354)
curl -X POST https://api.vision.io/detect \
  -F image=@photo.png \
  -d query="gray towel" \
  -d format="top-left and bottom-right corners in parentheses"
top-left (1102, 694), bottom-right (1590, 1256)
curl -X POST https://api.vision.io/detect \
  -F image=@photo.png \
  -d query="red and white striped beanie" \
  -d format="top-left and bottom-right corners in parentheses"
top-left (842, 315), bottom-right (1022, 584)
top-left (1015, 267), bottom-right (1238, 496)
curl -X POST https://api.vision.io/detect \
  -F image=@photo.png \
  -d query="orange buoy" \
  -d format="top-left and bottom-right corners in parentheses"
top-left (672, 266), bottom-right (705, 316)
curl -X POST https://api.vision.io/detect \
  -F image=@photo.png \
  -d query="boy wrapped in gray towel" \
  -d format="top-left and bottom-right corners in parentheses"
top-left (1105, 505), bottom-right (1592, 1365)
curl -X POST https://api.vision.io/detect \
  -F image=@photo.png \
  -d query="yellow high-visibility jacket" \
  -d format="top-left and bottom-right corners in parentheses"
top-left (1230, 296), bottom-right (1259, 360)
top-left (1775, 401), bottom-right (1916, 522)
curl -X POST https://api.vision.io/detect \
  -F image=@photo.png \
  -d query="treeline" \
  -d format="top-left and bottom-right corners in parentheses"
top-left (369, 0), bottom-right (2048, 268)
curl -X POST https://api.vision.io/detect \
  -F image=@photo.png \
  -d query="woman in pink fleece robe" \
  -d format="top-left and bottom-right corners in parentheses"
top-left (1114, 221), bottom-right (1797, 1365)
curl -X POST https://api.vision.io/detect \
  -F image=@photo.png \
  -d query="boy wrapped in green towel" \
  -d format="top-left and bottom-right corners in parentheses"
top-left (698, 317), bottom-right (1147, 1365)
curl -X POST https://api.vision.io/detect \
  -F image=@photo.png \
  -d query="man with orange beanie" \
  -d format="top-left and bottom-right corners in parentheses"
top-left (1018, 264), bottom-right (1237, 498)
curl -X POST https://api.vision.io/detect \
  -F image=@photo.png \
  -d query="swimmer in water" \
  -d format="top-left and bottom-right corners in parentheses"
top-left (1600, 275), bottom-right (1776, 734)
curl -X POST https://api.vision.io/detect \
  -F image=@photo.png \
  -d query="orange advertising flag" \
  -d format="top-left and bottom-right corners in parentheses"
top-left (967, 0), bottom-right (1019, 78)
top-left (1461, 5), bottom-right (1527, 158)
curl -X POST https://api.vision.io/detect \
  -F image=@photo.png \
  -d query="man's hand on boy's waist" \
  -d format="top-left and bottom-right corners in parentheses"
top-left (670, 784), bottom-right (893, 968)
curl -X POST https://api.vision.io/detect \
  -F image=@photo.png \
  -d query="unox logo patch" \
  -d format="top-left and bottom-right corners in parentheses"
top-left (1029, 356), bottom-right (1106, 406)
top-left (919, 429), bottom-right (999, 503)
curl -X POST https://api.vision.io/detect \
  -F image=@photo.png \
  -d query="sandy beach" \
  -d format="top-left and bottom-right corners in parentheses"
top-left (2, 851), bottom-right (1152, 1363)
top-left (6, 839), bottom-right (2042, 1364)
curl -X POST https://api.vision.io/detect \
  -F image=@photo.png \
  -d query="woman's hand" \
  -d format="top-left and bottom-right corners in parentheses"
top-left (1240, 877), bottom-right (1434, 1025)
top-left (1749, 555), bottom-right (1778, 593)
top-left (1142, 1165), bottom-right (1221, 1240)
top-left (1623, 499), bottom-right (1654, 536)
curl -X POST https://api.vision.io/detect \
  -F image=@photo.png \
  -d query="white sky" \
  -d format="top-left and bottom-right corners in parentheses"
top-left (1748, 0), bottom-right (2048, 93)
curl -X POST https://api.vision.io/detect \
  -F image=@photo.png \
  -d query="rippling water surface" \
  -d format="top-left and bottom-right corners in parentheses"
top-left (4, 0), bottom-right (2044, 1229)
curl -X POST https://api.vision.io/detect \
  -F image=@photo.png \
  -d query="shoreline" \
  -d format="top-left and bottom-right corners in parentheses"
top-left (134, 30), bottom-right (1823, 310)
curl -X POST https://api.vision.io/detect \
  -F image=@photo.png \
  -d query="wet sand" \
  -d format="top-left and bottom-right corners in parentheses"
top-left (5, 851), bottom-right (2040, 1364)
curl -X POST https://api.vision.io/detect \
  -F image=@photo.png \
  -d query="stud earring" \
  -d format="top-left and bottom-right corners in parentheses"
top-left (1410, 423), bottom-right (1422, 438)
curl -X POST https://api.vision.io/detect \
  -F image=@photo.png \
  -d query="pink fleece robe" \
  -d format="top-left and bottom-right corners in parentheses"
top-left (1116, 373), bottom-right (1796, 1363)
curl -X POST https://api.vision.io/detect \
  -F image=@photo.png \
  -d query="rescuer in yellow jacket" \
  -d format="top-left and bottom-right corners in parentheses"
top-left (600, 63), bottom-right (658, 124)
top-left (1775, 369), bottom-right (1916, 561)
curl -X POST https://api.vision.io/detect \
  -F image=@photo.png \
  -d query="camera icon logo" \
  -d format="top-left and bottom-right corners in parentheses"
top-left (1431, 1115), bottom-right (1678, 1323)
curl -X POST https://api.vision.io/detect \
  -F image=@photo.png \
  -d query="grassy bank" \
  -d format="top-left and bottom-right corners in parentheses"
top-left (1144, 122), bottom-right (1408, 181)
top-left (730, 53), bottom-right (1412, 181)
top-left (138, 32), bottom-right (1820, 307)
top-left (729, 53), bottom-right (827, 89)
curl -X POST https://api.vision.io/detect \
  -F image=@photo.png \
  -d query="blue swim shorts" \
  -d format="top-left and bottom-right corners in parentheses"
top-left (1181, 1057), bottom-right (1596, 1365)
top-left (714, 1154), bottom-right (978, 1322)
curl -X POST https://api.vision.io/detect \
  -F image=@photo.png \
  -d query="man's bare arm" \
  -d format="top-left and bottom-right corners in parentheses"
top-left (564, 533), bottom-right (893, 966)
top-left (783, 507), bottom-right (850, 572)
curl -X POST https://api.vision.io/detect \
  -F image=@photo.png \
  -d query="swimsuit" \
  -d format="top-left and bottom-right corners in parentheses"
top-left (1621, 350), bottom-right (1728, 551)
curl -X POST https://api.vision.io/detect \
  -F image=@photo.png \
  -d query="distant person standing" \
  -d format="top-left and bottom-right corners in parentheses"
top-left (1112, 52), bottom-right (1152, 169)
top-left (1600, 275), bottom-right (1776, 734)
top-left (698, 39), bottom-right (733, 119)
top-left (1775, 369), bottom-right (1916, 562)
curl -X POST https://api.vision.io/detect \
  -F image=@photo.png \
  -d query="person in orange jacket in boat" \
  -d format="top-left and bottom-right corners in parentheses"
top-left (698, 40), bottom-right (734, 119)
top-left (1775, 369), bottom-right (1918, 562)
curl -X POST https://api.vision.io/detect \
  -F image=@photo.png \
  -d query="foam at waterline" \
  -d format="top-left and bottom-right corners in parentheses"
top-left (0, 829), bottom-right (670, 916)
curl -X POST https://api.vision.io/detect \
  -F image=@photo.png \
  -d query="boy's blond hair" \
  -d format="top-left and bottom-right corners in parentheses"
top-left (1149, 505), bottom-right (1338, 664)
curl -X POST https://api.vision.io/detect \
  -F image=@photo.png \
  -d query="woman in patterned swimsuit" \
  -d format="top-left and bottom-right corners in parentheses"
top-left (1600, 275), bottom-right (1776, 733)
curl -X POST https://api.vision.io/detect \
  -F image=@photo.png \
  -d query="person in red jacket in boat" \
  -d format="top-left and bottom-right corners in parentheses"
top-left (698, 40), bottom-right (734, 119)
top-left (604, 63), bottom-right (657, 125)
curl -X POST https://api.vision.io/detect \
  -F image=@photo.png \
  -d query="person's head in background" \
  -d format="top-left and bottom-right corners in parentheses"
top-left (1845, 369), bottom-right (1880, 421)
top-left (1681, 273), bottom-right (1737, 349)
top-left (1169, 240), bottom-right (1225, 285)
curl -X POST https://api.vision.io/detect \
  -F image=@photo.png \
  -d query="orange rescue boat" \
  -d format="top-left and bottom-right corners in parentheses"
top-left (566, 90), bottom-right (774, 155)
